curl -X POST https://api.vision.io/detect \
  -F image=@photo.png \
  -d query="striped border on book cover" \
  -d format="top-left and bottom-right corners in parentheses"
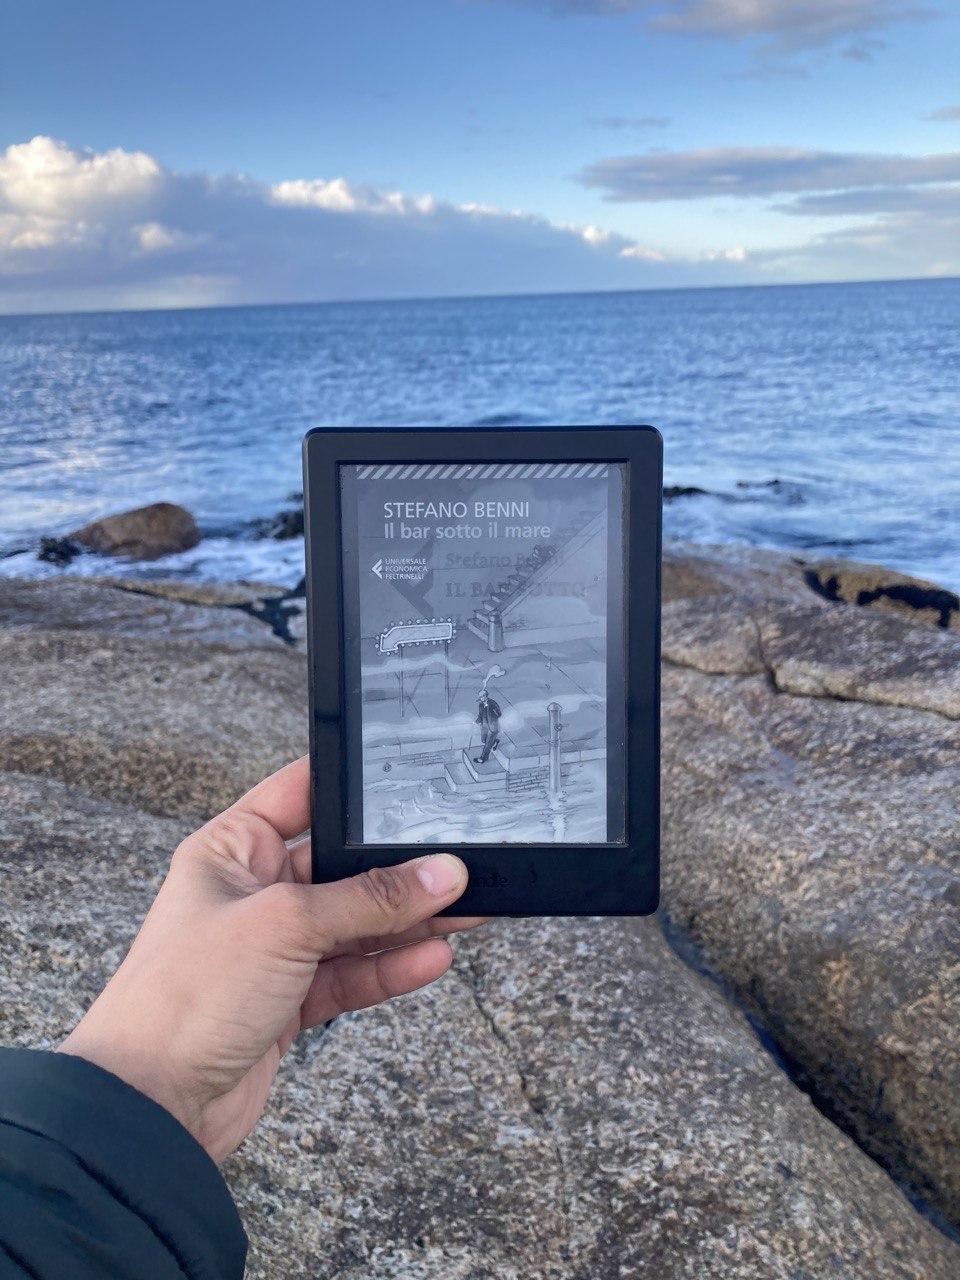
top-left (355, 462), bottom-right (610, 480)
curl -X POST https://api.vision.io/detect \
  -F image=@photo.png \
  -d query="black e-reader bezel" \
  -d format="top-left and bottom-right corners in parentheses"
top-left (303, 425), bottom-right (661, 916)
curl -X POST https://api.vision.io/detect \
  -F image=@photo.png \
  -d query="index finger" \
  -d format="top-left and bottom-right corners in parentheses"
top-left (229, 755), bottom-right (311, 841)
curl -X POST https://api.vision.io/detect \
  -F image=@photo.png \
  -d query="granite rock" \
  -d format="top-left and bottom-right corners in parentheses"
top-left (2, 554), bottom-right (959, 1274)
top-left (663, 594), bottom-right (960, 718)
top-left (663, 540), bottom-right (960, 633)
top-left (0, 622), bottom-right (307, 820)
top-left (0, 773), bottom-right (954, 1279)
top-left (0, 575), bottom-right (296, 650)
top-left (662, 548), bottom-right (960, 1228)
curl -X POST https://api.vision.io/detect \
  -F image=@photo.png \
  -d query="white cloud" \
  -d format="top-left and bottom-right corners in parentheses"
top-left (702, 244), bottom-right (748, 261)
top-left (579, 222), bottom-right (614, 244)
top-left (0, 211), bottom-right (83, 253)
top-left (271, 177), bottom-right (361, 212)
top-left (456, 200), bottom-right (523, 216)
top-left (134, 221), bottom-right (204, 253)
top-left (0, 135), bottom-right (160, 218)
top-left (926, 104), bottom-right (960, 122)
top-left (0, 133), bottom-right (954, 314)
top-left (576, 142), bottom-right (960, 279)
top-left (271, 177), bottom-right (439, 216)
top-left (0, 135), bottom-right (713, 312)
top-left (619, 242), bottom-right (667, 260)
top-left (756, 194), bottom-right (960, 279)
top-left (647, 0), bottom-right (926, 53)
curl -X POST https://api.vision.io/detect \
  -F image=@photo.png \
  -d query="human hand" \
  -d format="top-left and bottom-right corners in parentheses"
top-left (59, 757), bottom-right (480, 1163)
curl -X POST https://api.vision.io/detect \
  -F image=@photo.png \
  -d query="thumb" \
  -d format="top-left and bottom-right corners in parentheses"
top-left (269, 854), bottom-right (469, 957)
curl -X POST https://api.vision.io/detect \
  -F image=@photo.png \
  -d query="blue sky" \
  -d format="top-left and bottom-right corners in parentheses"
top-left (1, 0), bottom-right (958, 312)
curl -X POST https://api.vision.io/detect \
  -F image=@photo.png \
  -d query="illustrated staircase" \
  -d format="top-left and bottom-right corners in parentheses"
top-left (442, 749), bottom-right (508, 792)
top-left (466, 507), bottom-right (604, 646)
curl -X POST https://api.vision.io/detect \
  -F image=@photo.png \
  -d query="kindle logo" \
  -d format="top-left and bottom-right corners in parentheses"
top-left (472, 870), bottom-right (508, 888)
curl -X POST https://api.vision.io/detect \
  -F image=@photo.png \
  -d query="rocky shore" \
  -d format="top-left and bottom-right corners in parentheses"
top-left (0, 544), bottom-right (958, 1278)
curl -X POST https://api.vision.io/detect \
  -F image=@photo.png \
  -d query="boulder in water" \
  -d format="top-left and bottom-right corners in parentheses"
top-left (70, 502), bottom-right (200, 561)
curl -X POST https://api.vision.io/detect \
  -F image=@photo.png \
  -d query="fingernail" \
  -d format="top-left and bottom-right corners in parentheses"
top-left (416, 854), bottom-right (465, 896)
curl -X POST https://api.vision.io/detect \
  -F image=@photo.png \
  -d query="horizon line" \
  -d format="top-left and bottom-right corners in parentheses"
top-left (0, 271), bottom-right (957, 322)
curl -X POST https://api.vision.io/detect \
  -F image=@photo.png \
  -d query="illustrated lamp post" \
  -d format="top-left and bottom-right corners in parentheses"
top-left (547, 701), bottom-right (562, 795)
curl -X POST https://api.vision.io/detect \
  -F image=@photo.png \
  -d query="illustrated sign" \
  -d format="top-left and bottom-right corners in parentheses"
top-left (378, 620), bottom-right (454, 653)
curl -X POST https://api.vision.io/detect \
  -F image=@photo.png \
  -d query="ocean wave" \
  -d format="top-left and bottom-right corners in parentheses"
top-left (0, 535), bottom-right (307, 589)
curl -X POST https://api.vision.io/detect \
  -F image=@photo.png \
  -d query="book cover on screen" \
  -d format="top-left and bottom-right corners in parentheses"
top-left (339, 461), bottom-right (626, 846)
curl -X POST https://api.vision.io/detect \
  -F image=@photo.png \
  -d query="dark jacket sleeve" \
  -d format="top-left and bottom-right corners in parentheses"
top-left (0, 1048), bottom-right (246, 1280)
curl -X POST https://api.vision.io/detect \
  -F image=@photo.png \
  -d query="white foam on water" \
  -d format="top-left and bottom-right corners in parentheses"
top-left (0, 535), bottom-right (306, 590)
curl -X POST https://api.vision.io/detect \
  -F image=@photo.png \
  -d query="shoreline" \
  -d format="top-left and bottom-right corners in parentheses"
top-left (4, 488), bottom-right (960, 599)
top-left (2, 534), bottom-right (957, 641)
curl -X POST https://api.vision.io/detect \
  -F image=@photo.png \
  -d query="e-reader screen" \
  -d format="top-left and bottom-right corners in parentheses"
top-left (338, 461), bottom-right (627, 847)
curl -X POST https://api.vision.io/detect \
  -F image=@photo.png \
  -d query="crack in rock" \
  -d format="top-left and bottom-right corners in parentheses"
top-left (455, 952), bottom-right (575, 1260)
top-left (231, 595), bottom-right (301, 646)
top-left (663, 625), bottom-right (959, 722)
top-left (94, 578), bottom-right (304, 646)
top-left (750, 613), bottom-right (780, 695)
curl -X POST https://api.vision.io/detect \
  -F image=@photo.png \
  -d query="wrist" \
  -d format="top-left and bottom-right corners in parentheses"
top-left (59, 1018), bottom-right (203, 1148)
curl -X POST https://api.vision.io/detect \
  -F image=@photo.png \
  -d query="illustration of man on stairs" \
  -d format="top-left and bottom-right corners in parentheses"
top-left (473, 687), bottom-right (502, 765)
top-left (472, 662), bottom-right (506, 764)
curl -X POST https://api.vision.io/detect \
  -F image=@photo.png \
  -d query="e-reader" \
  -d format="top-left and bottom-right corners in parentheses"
top-left (303, 425), bottom-right (661, 916)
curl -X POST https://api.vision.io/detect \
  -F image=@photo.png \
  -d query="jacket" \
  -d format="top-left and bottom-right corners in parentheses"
top-left (475, 698), bottom-right (502, 729)
top-left (0, 1048), bottom-right (246, 1279)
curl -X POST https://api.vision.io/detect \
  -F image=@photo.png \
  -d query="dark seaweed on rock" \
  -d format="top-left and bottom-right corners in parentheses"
top-left (249, 508), bottom-right (304, 540)
top-left (37, 537), bottom-right (82, 566)
top-left (663, 484), bottom-right (710, 500)
top-left (804, 564), bottom-right (960, 630)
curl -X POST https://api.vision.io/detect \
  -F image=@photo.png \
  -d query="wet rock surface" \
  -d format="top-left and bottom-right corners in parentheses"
top-left (1, 549), bottom-right (959, 1275)
top-left (69, 500), bottom-right (201, 560)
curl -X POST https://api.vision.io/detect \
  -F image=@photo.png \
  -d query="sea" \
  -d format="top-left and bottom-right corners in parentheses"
top-left (1, 277), bottom-right (958, 590)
